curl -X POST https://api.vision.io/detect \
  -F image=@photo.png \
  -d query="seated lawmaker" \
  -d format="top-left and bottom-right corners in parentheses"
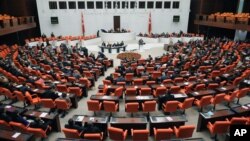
top-left (82, 122), bottom-right (101, 137)
top-left (0, 108), bottom-right (12, 122)
top-left (65, 118), bottom-right (85, 133)
top-left (29, 117), bottom-right (52, 131)
top-left (10, 110), bottom-right (29, 126)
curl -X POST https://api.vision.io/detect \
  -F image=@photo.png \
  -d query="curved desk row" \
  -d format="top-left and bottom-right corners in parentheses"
top-left (99, 45), bottom-right (127, 54)
top-left (136, 36), bottom-right (204, 44)
top-left (27, 38), bottom-right (102, 47)
top-left (100, 32), bottom-right (136, 42)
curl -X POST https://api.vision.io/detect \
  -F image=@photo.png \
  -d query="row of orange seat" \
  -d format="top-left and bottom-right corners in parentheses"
top-left (0, 14), bottom-right (15, 20)
top-left (63, 125), bottom-right (196, 141)
top-left (25, 35), bottom-right (98, 43)
top-left (0, 120), bottom-right (50, 138)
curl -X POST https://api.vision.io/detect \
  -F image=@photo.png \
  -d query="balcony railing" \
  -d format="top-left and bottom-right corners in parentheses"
top-left (0, 16), bottom-right (36, 36)
top-left (194, 14), bottom-right (250, 31)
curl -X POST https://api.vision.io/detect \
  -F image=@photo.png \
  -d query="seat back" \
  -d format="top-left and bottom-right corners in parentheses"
top-left (207, 83), bottom-right (219, 89)
top-left (133, 79), bottom-right (143, 85)
top-left (233, 77), bottom-right (242, 86)
top-left (41, 99), bottom-right (55, 108)
top-left (155, 87), bottom-right (166, 96)
top-left (188, 76), bottom-right (197, 82)
top-left (212, 93), bottom-right (226, 104)
top-left (195, 84), bottom-right (206, 91)
top-left (237, 88), bottom-right (250, 98)
top-left (56, 85), bottom-right (68, 93)
top-left (114, 87), bottom-right (123, 97)
top-left (79, 77), bottom-right (91, 88)
top-left (169, 86), bottom-right (181, 94)
top-left (68, 77), bottom-right (76, 83)
top-left (126, 102), bottom-right (139, 112)
top-left (230, 117), bottom-right (248, 125)
top-left (108, 127), bottom-right (126, 141)
top-left (68, 87), bottom-right (82, 97)
top-left (154, 128), bottom-right (173, 140)
top-left (181, 98), bottom-right (195, 109)
top-left (146, 81), bottom-right (156, 86)
top-left (125, 73), bottom-right (134, 81)
top-left (164, 101), bottom-right (179, 112)
top-left (9, 121), bottom-right (28, 133)
top-left (0, 120), bottom-right (12, 130)
top-left (62, 128), bottom-right (80, 138)
top-left (103, 80), bottom-right (112, 85)
top-left (25, 91), bottom-right (33, 102)
top-left (126, 88), bottom-right (137, 96)
top-left (174, 77), bottom-right (184, 83)
top-left (84, 133), bottom-right (103, 141)
top-left (176, 125), bottom-right (195, 138)
top-left (55, 99), bottom-right (69, 110)
top-left (103, 101), bottom-right (117, 112)
top-left (132, 129), bottom-right (149, 141)
top-left (27, 127), bottom-right (47, 138)
top-left (140, 88), bottom-right (151, 95)
top-left (200, 96), bottom-right (213, 106)
top-left (212, 121), bottom-right (230, 134)
top-left (152, 71), bottom-right (161, 79)
top-left (87, 100), bottom-right (101, 111)
top-left (163, 79), bottom-right (173, 84)
top-left (143, 101), bottom-right (156, 112)
top-left (14, 90), bottom-right (25, 101)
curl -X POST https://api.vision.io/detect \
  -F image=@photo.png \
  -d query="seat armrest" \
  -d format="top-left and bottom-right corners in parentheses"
top-left (31, 94), bottom-right (38, 98)
top-left (123, 129), bottom-right (128, 138)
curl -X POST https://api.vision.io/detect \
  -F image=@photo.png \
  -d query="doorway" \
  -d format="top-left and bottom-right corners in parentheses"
top-left (113, 16), bottom-right (120, 31)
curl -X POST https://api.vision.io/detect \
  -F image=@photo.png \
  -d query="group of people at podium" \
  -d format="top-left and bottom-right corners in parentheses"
top-left (101, 41), bottom-right (124, 48)
top-left (107, 28), bottom-right (130, 33)
top-left (138, 31), bottom-right (200, 38)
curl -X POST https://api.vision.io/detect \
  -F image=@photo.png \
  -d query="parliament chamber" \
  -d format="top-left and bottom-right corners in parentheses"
top-left (0, 0), bottom-right (250, 141)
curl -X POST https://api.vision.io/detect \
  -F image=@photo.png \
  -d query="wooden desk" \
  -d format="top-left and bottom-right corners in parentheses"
top-left (231, 103), bottom-right (250, 117)
top-left (151, 84), bottom-right (174, 89)
top-left (215, 85), bottom-right (235, 93)
top-left (125, 95), bottom-right (156, 110)
top-left (0, 129), bottom-right (34, 141)
top-left (196, 109), bottom-right (235, 132)
top-left (149, 115), bottom-right (187, 135)
top-left (175, 81), bottom-right (196, 88)
top-left (1, 105), bottom-right (27, 114)
top-left (23, 110), bottom-right (61, 132)
top-left (189, 89), bottom-right (216, 99)
top-left (90, 95), bottom-right (119, 110)
top-left (72, 115), bottom-right (108, 138)
top-left (110, 117), bottom-right (147, 135)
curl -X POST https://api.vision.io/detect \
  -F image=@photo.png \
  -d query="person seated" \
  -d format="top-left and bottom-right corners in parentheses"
top-left (29, 117), bottom-right (52, 131)
top-left (65, 118), bottom-right (85, 133)
top-left (72, 70), bottom-right (82, 80)
top-left (57, 93), bottom-right (72, 106)
top-left (116, 75), bottom-right (125, 84)
top-left (120, 41), bottom-right (124, 46)
top-left (102, 42), bottom-right (106, 47)
top-left (41, 86), bottom-right (59, 100)
top-left (82, 122), bottom-right (102, 137)
top-left (107, 43), bottom-right (112, 48)
top-left (97, 52), bottom-right (106, 59)
top-left (10, 110), bottom-right (29, 126)
top-left (0, 108), bottom-right (12, 122)
top-left (105, 74), bottom-right (114, 84)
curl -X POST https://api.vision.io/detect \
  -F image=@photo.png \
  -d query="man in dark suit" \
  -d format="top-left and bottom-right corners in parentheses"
top-left (115, 76), bottom-right (125, 84)
top-left (29, 117), bottom-right (52, 131)
top-left (82, 122), bottom-right (101, 137)
top-left (65, 118), bottom-right (85, 132)
top-left (41, 86), bottom-right (59, 100)
top-left (0, 108), bottom-right (12, 122)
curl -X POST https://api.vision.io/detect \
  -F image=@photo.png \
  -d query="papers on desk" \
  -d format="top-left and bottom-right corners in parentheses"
top-left (89, 117), bottom-right (95, 122)
top-left (39, 112), bottom-right (48, 117)
top-left (57, 92), bottom-right (62, 96)
top-left (193, 92), bottom-right (199, 95)
top-left (174, 94), bottom-right (185, 98)
top-left (5, 105), bottom-right (11, 108)
top-left (108, 85), bottom-right (111, 88)
top-left (160, 84), bottom-right (164, 87)
top-left (206, 111), bottom-right (214, 117)
top-left (76, 116), bottom-right (84, 122)
top-left (221, 87), bottom-right (226, 90)
top-left (247, 104), bottom-right (250, 107)
top-left (184, 82), bottom-right (189, 85)
top-left (33, 89), bottom-right (39, 92)
top-left (166, 116), bottom-right (173, 121)
top-left (12, 132), bottom-right (21, 138)
top-left (16, 85), bottom-right (23, 88)
top-left (242, 105), bottom-right (249, 109)
top-left (53, 81), bottom-right (60, 84)
top-left (134, 86), bottom-right (138, 89)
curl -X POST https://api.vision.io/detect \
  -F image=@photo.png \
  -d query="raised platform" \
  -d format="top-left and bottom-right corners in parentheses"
top-left (100, 32), bottom-right (136, 42)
